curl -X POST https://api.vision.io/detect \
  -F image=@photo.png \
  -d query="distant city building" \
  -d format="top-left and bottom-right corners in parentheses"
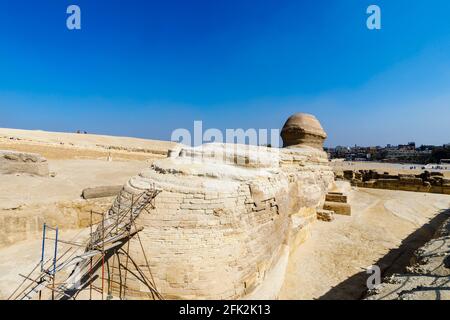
top-left (328, 141), bottom-right (438, 164)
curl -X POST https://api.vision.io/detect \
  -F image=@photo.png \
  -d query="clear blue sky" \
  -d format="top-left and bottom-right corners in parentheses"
top-left (1, 0), bottom-right (449, 147)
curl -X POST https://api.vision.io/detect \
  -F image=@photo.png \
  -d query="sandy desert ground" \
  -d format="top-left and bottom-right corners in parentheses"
top-left (0, 128), bottom-right (175, 161)
top-left (1, 159), bottom-right (150, 209)
top-left (280, 188), bottom-right (450, 299)
top-left (0, 128), bottom-right (174, 208)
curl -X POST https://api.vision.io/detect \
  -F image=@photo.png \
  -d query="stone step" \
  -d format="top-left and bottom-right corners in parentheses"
top-left (323, 201), bottom-right (351, 216)
top-left (325, 193), bottom-right (347, 203)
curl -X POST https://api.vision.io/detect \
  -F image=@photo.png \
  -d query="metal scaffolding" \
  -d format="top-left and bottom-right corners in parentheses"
top-left (8, 186), bottom-right (163, 301)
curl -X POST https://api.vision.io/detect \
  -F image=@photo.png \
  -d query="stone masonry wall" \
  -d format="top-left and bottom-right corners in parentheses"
top-left (342, 170), bottom-right (450, 195)
top-left (102, 143), bottom-right (333, 299)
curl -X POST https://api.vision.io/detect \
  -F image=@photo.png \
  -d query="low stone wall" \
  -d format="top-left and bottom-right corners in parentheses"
top-left (0, 150), bottom-right (49, 176)
top-left (0, 198), bottom-right (113, 248)
top-left (341, 170), bottom-right (450, 195)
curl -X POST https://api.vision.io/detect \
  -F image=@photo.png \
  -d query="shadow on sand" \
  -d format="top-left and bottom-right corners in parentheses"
top-left (318, 208), bottom-right (450, 300)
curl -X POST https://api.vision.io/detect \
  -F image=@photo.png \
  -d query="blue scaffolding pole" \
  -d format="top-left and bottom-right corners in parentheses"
top-left (39, 223), bottom-right (59, 300)
top-left (40, 223), bottom-right (46, 272)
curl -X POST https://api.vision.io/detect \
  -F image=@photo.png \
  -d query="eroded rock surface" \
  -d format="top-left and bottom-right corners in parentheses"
top-left (281, 113), bottom-right (327, 149)
top-left (98, 113), bottom-right (334, 300)
top-left (0, 150), bottom-right (49, 176)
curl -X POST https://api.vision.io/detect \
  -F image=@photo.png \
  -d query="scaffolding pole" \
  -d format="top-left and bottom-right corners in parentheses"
top-left (11, 188), bottom-right (162, 301)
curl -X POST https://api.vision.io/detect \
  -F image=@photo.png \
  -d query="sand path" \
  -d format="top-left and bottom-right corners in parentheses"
top-left (280, 188), bottom-right (450, 299)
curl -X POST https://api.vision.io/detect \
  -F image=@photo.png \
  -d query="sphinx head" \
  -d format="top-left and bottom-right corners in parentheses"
top-left (281, 113), bottom-right (327, 150)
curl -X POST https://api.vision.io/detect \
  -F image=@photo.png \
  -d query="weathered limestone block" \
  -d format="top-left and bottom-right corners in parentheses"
top-left (430, 172), bottom-right (444, 177)
top-left (317, 209), bottom-right (334, 222)
top-left (0, 150), bottom-right (49, 176)
top-left (398, 175), bottom-right (423, 185)
top-left (323, 201), bottom-right (351, 216)
top-left (81, 185), bottom-right (123, 199)
top-left (343, 170), bottom-right (354, 180)
top-left (325, 193), bottom-right (347, 203)
top-left (344, 169), bottom-right (450, 195)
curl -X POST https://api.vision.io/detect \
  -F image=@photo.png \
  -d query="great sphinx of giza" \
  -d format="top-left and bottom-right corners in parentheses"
top-left (63, 113), bottom-right (333, 300)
